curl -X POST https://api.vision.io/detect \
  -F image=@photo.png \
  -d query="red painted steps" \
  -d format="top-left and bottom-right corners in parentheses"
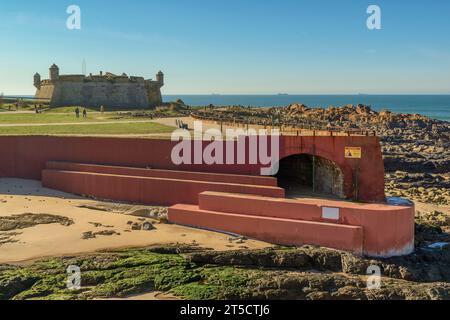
top-left (168, 191), bottom-right (415, 257)
top-left (169, 204), bottom-right (364, 254)
top-left (42, 162), bottom-right (284, 206)
top-left (45, 161), bottom-right (278, 187)
top-left (41, 162), bottom-right (414, 257)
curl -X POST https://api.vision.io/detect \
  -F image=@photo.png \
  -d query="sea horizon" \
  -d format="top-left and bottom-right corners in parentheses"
top-left (169, 94), bottom-right (450, 121)
top-left (5, 94), bottom-right (450, 121)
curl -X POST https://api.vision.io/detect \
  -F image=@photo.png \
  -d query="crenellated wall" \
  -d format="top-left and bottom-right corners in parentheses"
top-left (34, 67), bottom-right (164, 108)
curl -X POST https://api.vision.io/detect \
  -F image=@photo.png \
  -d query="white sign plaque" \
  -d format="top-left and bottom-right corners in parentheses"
top-left (322, 207), bottom-right (340, 220)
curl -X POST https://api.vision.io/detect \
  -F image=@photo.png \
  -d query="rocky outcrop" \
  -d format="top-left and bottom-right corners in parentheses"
top-left (2, 244), bottom-right (449, 300)
top-left (188, 246), bottom-right (343, 271)
top-left (187, 244), bottom-right (450, 283)
top-left (192, 104), bottom-right (450, 205)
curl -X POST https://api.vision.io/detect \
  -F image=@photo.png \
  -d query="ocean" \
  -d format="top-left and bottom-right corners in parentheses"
top-left (6, 94), bottom-right (450, 121)
top-left (164, 95), bottom-right (450, 121)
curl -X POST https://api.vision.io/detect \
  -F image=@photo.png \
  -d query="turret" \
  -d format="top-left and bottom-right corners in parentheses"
top-left (34, 73), bottom-right (41, 89)
top-left (156, 71), bottom-right (164, 86)
top-left (49, 63), bottom-right (59, 81)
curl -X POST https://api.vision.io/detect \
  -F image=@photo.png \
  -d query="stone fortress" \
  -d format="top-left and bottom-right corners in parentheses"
top-left (34, 64), bottom-right (164, 108)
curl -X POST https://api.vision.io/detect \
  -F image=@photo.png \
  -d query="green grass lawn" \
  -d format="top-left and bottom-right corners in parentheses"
top-left (47, 107), bottom-right (187, 118)
top-left (44, 106), bottom-right (148, 113)
top-left (0, 109), bottom-right (184, 124)
top-left (0, 104), bottom-right (18, 112)
top-left (42, 106), bottom-right (98, 113)
top-left (0, 122), bottom-right (174, 135)
top-left (0, 112), bottom-right (129, 124)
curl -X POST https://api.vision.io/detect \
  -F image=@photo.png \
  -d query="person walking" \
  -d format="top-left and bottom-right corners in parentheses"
top-left (75, 107), bottom-right (80, 118)
top-left (83, 108), bottom-right (87, 118)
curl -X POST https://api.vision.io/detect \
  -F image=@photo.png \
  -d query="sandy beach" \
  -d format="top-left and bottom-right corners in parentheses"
top-left (0, 178), bottom-right (270, 265)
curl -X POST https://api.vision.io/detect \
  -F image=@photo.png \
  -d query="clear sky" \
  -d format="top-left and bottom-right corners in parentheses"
top-left (1, 0), bottom-right (450, 95)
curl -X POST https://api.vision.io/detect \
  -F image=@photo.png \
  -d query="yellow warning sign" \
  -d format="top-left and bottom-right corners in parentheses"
top-left (345, 147), bottom-right (362, 159)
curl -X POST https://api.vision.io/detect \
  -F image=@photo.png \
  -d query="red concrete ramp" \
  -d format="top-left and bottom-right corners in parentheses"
top-left (169, 204), bottom-right (364, 254)
top-left (46, 161), bottom-right (278, 187)
top-left (42, 169), bottom-right (284, 206)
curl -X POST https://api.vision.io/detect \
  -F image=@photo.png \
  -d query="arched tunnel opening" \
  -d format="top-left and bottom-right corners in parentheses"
top-left (275, 154), bottom-right (345, 199)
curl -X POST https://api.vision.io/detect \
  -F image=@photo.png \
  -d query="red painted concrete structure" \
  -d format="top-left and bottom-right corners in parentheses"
top-left (42, 168), bottom-right (284, 206)
top-left (171, 203), bottom-right (365, 254)
top-left (0, 135), bottom-right (385, 202)
top-left (169, 192), bottom-right (414, 257)
top-left (0, 135), bottom-right (415, 257)
top-left (45, 161), bottom-right (278, 187)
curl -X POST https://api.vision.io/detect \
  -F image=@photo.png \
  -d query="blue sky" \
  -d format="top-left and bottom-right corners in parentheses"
top-left (1, 0), bottom-right (450, 95)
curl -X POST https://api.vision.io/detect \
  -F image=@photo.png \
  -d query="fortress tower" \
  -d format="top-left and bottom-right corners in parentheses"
top-left (156, 71), bottom-right (164, 86)
top-left (34, 64), bottom-right (164, 108)
top-left (49, 63), bottom-right (59, 81)
top-left (33, 73), bottom-right (41, 90)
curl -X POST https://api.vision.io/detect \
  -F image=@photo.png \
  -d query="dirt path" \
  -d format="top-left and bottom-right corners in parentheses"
top-left (153, 116), bottom-right (268, 133)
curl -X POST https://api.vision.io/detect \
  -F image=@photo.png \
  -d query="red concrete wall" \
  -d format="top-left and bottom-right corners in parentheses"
top-left (0, 135), bottom-right (385, 202)
top-left (196, 192), bottom-right (415, 257)
top-left (42, 169), bottom-right (284, 206)
top-left (45, 161), bottom-right (278, 186)
top-left (280, 136), bottom-right (385, 202)
top-left (169, 204), bottom-right (364, 254)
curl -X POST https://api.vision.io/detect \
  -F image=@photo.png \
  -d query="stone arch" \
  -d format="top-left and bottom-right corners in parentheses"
top-left (275, 153), bottom-right (345, 199)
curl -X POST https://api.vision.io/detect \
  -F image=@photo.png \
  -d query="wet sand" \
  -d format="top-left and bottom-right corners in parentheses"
top-left (1, 176), bottom-right (447, 263)
top-left (0, 178), bottom-right (270, 264)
